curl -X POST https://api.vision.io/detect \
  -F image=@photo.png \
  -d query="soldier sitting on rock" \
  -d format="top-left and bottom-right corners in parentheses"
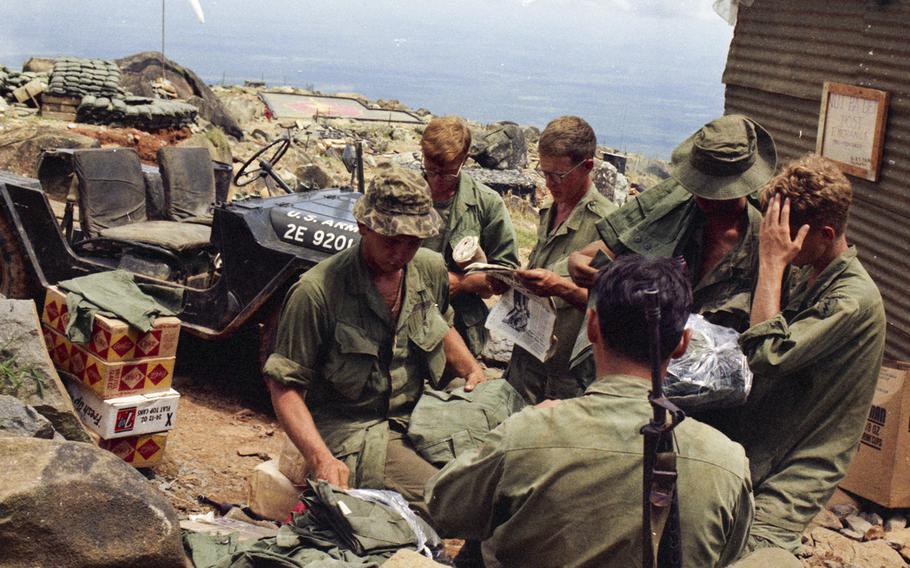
top-left (419, 116), bottom-right (519, 357)
top-left (263, 167), bottom-right (486, 516)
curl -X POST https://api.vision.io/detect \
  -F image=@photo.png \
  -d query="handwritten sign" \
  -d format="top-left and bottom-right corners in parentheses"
top-left (816, 82), bottom-right (889, 182)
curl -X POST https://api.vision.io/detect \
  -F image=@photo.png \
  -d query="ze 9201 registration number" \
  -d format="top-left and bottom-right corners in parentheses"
top-left (277, 209), bottom-right (360, 252)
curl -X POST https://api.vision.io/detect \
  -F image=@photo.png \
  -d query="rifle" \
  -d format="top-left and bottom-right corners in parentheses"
top-left (641, 289), bottom-right (686, 568)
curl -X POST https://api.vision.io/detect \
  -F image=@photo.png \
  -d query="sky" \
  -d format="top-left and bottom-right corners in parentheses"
top-left (0, 1), bottom-right (734, 157)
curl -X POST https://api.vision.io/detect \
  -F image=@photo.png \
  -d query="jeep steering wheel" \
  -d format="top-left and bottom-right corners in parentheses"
top-left (234, 136), bottom-right (293, 192)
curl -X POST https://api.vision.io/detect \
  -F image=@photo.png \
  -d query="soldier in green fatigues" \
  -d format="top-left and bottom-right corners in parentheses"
top-left (263, 168), bottom-right (486, 514)
top-left (505, 115), bottom-right (616, 403)
top-left (566, 115), bottom-right (778, 387)
top-left (426, 256), bottom-right (754, 568)
top-left (711, 155), bottom-right (886, 552)
top-left (420, 116), bottom-right (520, 356)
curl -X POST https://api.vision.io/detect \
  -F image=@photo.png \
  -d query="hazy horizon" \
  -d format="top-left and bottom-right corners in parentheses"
top-left (0, 0), bottom-right (734, 157)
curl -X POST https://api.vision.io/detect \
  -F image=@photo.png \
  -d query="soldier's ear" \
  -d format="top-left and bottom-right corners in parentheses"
top-left (586, 309), bottom-right (600, 345)
top-left (671, 329), bottom-right (692, 359)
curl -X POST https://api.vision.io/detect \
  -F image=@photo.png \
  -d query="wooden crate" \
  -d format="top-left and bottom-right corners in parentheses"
top-left (40, 94), bottom-right (80, 121)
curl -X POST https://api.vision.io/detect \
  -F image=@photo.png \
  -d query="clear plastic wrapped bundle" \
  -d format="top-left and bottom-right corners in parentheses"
top-left (665, 313), bottom-right (753, 411)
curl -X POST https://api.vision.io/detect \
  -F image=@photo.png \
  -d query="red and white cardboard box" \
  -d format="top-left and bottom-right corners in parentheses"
top-left (41, 285), bottom-right (181, 362)
top-left (99, 432), bottom-right (169, 468)
top-left (43, 324), bottom-right (174, 399)
top-left (65, 380), bottom-right (180, 440)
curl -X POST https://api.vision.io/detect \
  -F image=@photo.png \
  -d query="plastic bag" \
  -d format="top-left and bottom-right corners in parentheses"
top-left (347, 488), bottom-right (441, 559)
top-left (666, 314), bottom-right (752, 411)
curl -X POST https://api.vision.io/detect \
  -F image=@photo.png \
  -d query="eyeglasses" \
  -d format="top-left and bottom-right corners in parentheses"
top-left (535, 160), bottom-right (588, 183)
top-left (422, 161), bottom-right (464, 181)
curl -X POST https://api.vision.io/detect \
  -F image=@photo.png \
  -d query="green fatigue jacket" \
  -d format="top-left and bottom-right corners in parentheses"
top-left (704, 247), bottom-right (886, 552)
top-left (426, 374), bottom-right (753, 568)
top-left (422, 173), bottom-right (520, 356)
top-left (504, 186), bottom-right (616, 402)
top-left (263, 244), bottom-right (454, 489)
top-left (569, 179), bottom-right (762, 387)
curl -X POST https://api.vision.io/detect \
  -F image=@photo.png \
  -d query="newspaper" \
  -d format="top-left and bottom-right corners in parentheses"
top-left (466, 263), bottom-right (557, 362)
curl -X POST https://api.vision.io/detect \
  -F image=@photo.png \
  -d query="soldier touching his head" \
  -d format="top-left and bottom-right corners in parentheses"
top-left (263, 167), bottom-right (486, 515)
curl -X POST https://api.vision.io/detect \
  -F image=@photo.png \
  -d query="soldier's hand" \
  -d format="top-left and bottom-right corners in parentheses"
top-left (568, 251), bottom-right (599, 288)
top-left (461, 272), bottom-right (495, 299)
top-left (486, 274), bottom-right (510, 296)
top-left (463, 368), bottom-right (487, 392)
top-left (515, 268), bottom-right (566, 297)
top-left (310, 454), bottom-right (351, 490)
top-left (760, 193), bottom-right (809, 271)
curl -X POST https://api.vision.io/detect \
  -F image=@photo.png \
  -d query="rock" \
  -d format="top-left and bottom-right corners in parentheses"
top-left (390, 127), bottom-right (407, 141)
top-left (522, 125), bottom-right (540, 145)
top-left (0, 300), bottom-right (91, 442)
top-left (464, 167), bottom-right (537, 200)
top-left (481, 328), bottom-right (515, 366)
top-left (886, 514), bottom-right (907, 532)
top-left (840, 527), bottom-right (865, 541)
top-left (470, 122), bottom-right (528, 170)
top-left (866, 524), bottom-right (886, 541)
top-left (810, 508), bottom-right (844, 531)
top-left (901, 545), bottom-right (910, 563)
top-left (592, 158), bottom-right (630, 207)
top-left (831, 502), bottom-right (860, 520)
top-left (862, 512), bottom-right (884, 527)
top-left (220, 93), bottom-right (264, 126)
top-left (22, 57), bottom-right (57, 74)
top-left (0, 123), bottom-right (99, 177)
top-left (116, 51), bottom-right (243, 139)
top-left (0, 437), bottom-right (189, 567)
top-left (178, 129), bottom-right (233, 165)
top-left (845, 514), bottom-right (874, 535)
top-left (806, 527), bottom-right (905, 567)
top-left (0, 395), bottom-right (55, 438)
top-left (883, 527), bottom-right (910, 548)
top-left (295, 163), bottom-right (332, 191)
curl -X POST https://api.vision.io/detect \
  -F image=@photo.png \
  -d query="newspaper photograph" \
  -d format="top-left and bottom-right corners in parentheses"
top-left (486, 288), bottom-right (557, 363)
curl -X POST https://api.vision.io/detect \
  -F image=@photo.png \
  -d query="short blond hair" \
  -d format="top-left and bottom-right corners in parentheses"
top-left (538, 116), bottom-right (597, 162)
top-left (421, 116), bottom-right (471, 164)
top-left (761, 154), bottom-right (852, 235)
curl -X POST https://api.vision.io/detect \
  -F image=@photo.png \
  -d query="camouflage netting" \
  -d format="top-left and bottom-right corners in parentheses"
top-left (47, 57), bottom-right (125, 98)
top-left (76, 94), bottom-right (198, 130)
top-left (0, 66), bottom-right (49, 100)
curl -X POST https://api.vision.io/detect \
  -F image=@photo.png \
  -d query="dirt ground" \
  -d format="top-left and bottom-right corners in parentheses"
top-left (151, 368), bottom-right (282, 516)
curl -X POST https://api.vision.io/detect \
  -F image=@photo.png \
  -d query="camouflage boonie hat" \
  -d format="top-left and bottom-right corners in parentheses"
top-left (353, 166), bottom-right (442, 238)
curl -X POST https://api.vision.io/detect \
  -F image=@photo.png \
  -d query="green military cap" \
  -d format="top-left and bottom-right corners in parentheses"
top-left (353, 166), bottom-right (442, 238)
top-left (670, 114), bottom-right (777, 200)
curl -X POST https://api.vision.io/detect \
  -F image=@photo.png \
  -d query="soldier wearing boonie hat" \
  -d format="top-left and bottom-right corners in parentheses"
top-left (264, 166), bottom-right (485, 517)
top-left (566, 114), bottom-right (779, 388)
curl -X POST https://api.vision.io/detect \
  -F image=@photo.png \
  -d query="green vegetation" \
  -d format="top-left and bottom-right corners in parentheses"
top-left (0, 348), bottom-right (48, 399)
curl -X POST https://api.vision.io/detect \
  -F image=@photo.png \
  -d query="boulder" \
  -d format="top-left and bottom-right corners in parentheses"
top-left (592, 158), bottom-right (630, 207)
top-left (0, 124), bottom-right (99, 177)
top-left (295, 163), bottom-right (332, 191)
top-left (0, 395), bottom-right (55, 438)
top-left (0, 300), bottom-right (91, 442)
top-left (803, 526), bottom-right (905, 568)
top-left (0, 437), bottom-right (189, 568)
top-left (470, 122), bottom-right (528, 170)
top-left (22, 57), bottom-right (57, 74)
top-left (464, 167), bottom-right (537, 200)
top-left (116, 51), bottom-right (243, 139)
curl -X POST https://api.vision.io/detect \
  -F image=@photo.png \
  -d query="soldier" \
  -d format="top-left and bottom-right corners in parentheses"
top-left (566, 115), bottom-right (777, 387)
top-left (426, 255), bottom-right (754, 568)
top-left (712, 155), bottom-right (886, 552)
top-left (420, 116), bottom-right (520, 356)
top-left (263, 167), bottom-right (486, 515)
top-left (506, 115), bottom-right (617, 403)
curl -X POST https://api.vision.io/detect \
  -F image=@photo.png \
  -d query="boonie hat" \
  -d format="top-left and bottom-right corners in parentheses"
top-left (353, 166), bottom-right (441, 238)
top-left (670, 114), bottom-right (777, 200)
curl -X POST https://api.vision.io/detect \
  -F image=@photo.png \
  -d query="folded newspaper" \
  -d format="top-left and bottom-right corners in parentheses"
top-left (466, 262), bottom-right (558, 363)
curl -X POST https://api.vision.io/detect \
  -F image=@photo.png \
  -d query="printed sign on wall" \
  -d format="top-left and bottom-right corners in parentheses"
top-left (816, 82), bottom-right (890, 182)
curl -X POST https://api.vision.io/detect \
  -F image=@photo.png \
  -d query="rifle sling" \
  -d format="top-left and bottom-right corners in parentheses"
top-left (647, 450), bottom-right (679, 567)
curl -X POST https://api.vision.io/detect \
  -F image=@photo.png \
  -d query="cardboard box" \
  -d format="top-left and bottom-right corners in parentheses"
top-left (41, 285), bottom-right (181, 362)
top-left (248, 459), bottom-right (303, 522)
top-left (839, 361), bottom-right (910, 507)
top-left (43, 325), bottom-right (175, 398)
top-left (99, 432), bottom-right (169, 468)
top-left (65, 380), bottom-right (179, 439)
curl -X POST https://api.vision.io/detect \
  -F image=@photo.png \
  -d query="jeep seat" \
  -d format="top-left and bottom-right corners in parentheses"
top-left (72, 148), bottom-right (211, 251)
top-left (157, 146), bottom-right (215, 225)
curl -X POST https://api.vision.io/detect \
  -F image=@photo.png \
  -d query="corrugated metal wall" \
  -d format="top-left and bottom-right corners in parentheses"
top-left (724, 0), bottom-right (910, 360)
